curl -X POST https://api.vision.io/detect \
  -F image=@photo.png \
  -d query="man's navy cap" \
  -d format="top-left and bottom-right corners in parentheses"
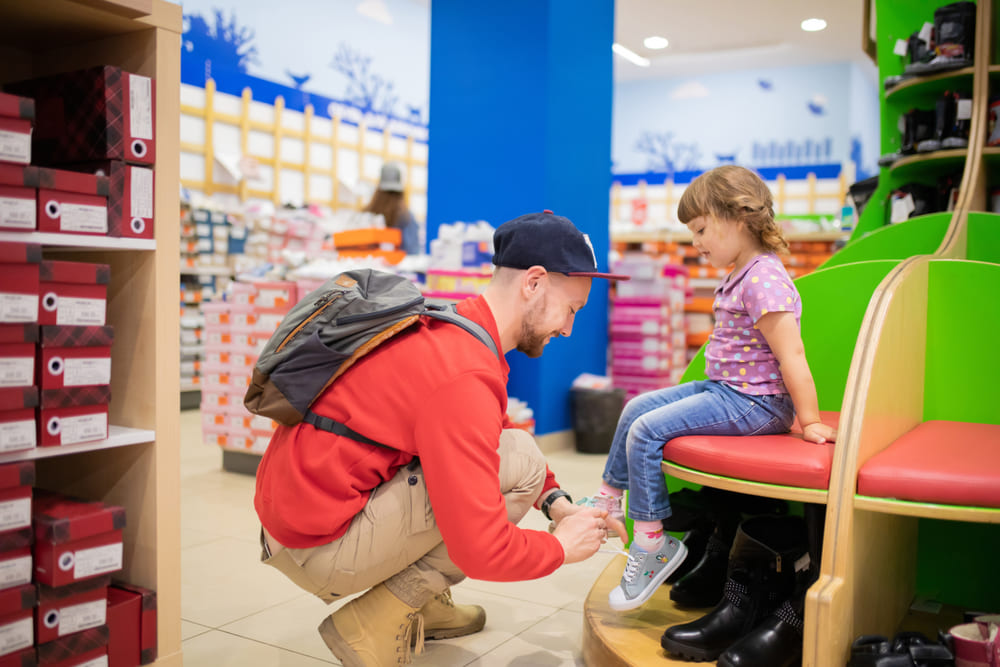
top-left (492, 210), bottom-right (629, 281)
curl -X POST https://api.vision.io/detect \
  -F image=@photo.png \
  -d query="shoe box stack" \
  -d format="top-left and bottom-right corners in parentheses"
top-left (0, 464), bottom-right (157, 666)
top-left (0, 241), bottom-right (113, 452)
top-left (199, 280), bottom-right (296, 453)
top-left (608, 254), bottom-right (688, 401)
top-left (1, 65), bottom-right (156, 240)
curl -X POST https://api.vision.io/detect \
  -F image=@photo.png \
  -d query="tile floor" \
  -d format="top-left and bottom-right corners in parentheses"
top-left (178, 408), bottom-right (621, 666)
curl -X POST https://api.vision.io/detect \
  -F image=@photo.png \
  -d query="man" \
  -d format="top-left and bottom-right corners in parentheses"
top-left (254, 210), bottom-right (629, 666)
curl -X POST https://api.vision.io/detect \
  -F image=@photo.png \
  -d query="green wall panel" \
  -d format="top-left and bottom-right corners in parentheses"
top-left (827, 213), bottom-right (950, 269)
top-left (966, 212), bottom-right (1000, 263)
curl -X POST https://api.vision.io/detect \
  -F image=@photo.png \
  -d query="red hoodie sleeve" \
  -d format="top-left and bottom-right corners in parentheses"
top-left (414, 370), bottom-right (565, 581)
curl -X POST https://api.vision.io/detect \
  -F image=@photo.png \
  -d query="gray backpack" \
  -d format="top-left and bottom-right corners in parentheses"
top-left (244, 268), bottom-right (499, 448)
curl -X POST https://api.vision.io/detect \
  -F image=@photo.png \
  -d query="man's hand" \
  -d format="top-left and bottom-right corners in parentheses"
top-left (548, 496), bottom-right (628, 542)
top-left (552, 507), bottom-right (612, 564)
top-left (802, 422), bottom-right (837, 444)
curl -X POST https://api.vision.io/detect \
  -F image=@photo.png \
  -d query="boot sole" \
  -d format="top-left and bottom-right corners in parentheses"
top-left (660, 634), bottom-right (724, 662)
top-left (318, 616), bottom-right (365, 667)
top-left (421, 617), bottom-right (487, 641)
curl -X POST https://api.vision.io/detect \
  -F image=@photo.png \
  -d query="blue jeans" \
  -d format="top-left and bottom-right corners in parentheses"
top-left (602, 380), bottom-right (796, 522)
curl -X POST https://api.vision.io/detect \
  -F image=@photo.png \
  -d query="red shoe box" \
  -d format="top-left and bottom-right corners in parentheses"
top-left (36, 576), bottom-right (109, 644)
top-left (0, 388), bottom-right (36, 454)
top-left (0, 92), bottom-right (33, 167)
top-left (0, 165), bottom-right (39, 232)
top-left (0, 341), bottom-right (33, 390)
top-left (0, 583), bottom-right (35, 659)
top-left (0, 460), bottom-right (33, 535)
top-left (0, 528), bottom-right (32, 592)
top-left (38, 262), bottom-right (109, 327)
top-left (107, 583), bottom-right (155, 665)
top-left (37, 405), bottom-right (108, 448)
top-left (0, 647), bottom-right (35, 667)
top-left (0, 243), bottom-right (40, 325)
top-left (63, 162), bottom-right (153, 239)
top-left (36, 625), bottom-right (108, 667)
top-left (38, 326), bottom-right (114, 391)
top-left (39, 387), bottom-right (111, 411)
top-left (35, 169), bottom-right (108, 237)
top-left (7, 65), bottom-right (155, 166)
top-left (32, 492), bottom-right (124, 587)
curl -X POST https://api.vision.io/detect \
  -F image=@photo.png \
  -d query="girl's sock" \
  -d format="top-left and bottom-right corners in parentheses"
top-left (633, 520), bottom-right (665, 553)
top-left (598, 483), bottom-right (622, 499)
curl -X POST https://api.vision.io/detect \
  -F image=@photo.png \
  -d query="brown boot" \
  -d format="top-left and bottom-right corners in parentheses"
top-left (318, 583), bottom-right (423, 666)
top-left (416, 588), bottom-right (486, 642)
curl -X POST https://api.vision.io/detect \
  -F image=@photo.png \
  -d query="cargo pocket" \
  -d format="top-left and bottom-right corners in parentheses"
top-left (404, 464), bottom-right (435, 534)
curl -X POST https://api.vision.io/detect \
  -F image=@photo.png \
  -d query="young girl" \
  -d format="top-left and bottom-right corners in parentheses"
top-left (597, 165), bottom-right (837, 611)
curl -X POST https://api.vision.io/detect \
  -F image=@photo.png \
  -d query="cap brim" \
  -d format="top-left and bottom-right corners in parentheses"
top-left (567, 272), bottom-right (631, 281)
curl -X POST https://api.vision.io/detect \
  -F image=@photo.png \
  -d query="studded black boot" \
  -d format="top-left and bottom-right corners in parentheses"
top-left (660, 516), bottom-right (810, 662)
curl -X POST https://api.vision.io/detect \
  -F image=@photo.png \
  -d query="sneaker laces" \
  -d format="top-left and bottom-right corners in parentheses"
top-left (621, 551), bottom-right (644, 584)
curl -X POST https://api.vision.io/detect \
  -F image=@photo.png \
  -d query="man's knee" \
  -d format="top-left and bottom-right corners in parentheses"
top-left (498, 428), bottom-right (547, 493)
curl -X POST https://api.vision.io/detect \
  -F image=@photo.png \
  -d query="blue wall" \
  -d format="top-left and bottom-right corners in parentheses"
top-left (429, 1), bottom-right (615, 435)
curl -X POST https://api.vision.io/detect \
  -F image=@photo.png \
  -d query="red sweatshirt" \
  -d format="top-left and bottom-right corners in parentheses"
top-left (254, 295), bottom-right (565, 581)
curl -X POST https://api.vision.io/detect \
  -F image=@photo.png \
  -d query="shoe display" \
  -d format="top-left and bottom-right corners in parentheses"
top-left (904, 1), bottom-right (976, 76)
top-left (660, 516), bottom-right (810, 662)
top-left (608, 536), bottom-right (687, 611)
top-left (940, 91), bottom-right (971, 149)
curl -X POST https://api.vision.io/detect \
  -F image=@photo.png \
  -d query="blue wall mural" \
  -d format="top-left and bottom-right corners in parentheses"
top-left (179, 0), bottom-right (430, 140)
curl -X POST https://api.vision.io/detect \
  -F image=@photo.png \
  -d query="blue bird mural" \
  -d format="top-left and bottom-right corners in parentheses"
top-left (757, 79), bottom-right (773, 91)
top-left (286, 71), bottom-right (312, 90)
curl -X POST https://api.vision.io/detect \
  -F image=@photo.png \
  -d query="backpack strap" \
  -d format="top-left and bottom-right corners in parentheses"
top-left (423, 303), bottom-right (501, 360)
top-left (302, 303), bottom-right (501, 447)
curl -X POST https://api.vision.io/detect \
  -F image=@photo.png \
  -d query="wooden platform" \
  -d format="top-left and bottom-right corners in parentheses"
top-left (583, 554), bottom-right (717, 666)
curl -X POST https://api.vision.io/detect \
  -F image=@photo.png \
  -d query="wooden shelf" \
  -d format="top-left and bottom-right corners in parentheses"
top-left (0, 231), bottom-right (155, 251)
top-left (888, 148), bottom-right (968, 180)
top-left (0, 425), bottom-right (154, 465)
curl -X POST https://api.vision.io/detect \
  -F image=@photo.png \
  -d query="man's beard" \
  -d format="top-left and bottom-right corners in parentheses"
top-left (516, 295), bottom-right (555, 358)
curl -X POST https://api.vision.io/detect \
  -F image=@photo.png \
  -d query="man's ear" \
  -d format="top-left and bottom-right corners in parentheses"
top-left (522, 265), bottom-right (548, 297)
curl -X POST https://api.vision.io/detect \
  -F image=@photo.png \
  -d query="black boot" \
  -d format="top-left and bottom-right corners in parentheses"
top-left (660, 516), bottom-right (810, 662)
top-left (669, 530), bottom-right (732, 606)
top-left (715, 560), bottom-right (819, 667)
top-left (666, 524), bottom-right (711, 584)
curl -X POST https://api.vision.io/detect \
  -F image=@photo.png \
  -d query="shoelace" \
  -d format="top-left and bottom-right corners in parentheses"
top-left (435, 590), bottom-right (455, 608)
top-left (621, 551), bottom-right (643, 584)
top-left (397, 612), bottom-right (425, 663)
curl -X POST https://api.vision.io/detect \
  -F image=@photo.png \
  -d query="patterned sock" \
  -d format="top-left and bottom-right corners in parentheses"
top-left (633, 520), bottom-right (665, 552)
top-left (598, 483), bottom-right (623, 499)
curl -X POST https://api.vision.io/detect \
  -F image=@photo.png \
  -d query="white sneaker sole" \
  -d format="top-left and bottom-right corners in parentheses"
top-left (608, 541), bottom-right (688, 612)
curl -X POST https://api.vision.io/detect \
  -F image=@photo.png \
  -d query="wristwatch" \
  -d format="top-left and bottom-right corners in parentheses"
top-left (540, 489), bottom-right (573, 521)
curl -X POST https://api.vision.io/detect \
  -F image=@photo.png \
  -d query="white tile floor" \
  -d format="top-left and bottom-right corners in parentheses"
top-left (179, 408), bottom-right (620, 666)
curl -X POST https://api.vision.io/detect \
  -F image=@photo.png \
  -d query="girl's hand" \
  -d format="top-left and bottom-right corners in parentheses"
top-left (802, 422), bottom-right (837, 444)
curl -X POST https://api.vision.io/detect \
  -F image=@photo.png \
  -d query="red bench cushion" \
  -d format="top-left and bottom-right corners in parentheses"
top-left (857, 420), bottom-right (1000, 507)
top-left (662, 411), bottom-right (840, 490)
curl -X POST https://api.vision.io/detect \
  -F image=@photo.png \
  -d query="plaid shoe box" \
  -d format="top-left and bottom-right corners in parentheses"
top-left (32, 491), bottom-right (124, 588)
top-left (7, 65), bottom-right (155, 167)
top-left (0, 165), bottom-right (39, 232)
top-left (0, 389), bottom-right (36, 455)
top-left (0, 340), bottom-right (34, 390)
top-left (0, 243), bottom-right (40, 325)
top-left (38, 261), bottom-right (109, 327)
top-left (62, 161), bottom-right (153, 239)
top-left (0, 461), bottom-right (33, 536)
top-left (36, 168), bottom-right (108, 236)
top-left (37, 326), bottom-right (114, 391)
top-left (0, 527), bottom-right (32, 593)
top-left (0, 647), bottom-right (35, 667)
top-left (36, 624), bottom-right (108, 667)
top-left (108, 582), bottom-right (156, 665)
top-left (35, 575), bottom-right (110, 645)
top-left (0, 92), bottom-right (34, 167)
top-left (36, 405), bottom-right (107, 449)
top-left (0, 583), bottom-right (35, 660)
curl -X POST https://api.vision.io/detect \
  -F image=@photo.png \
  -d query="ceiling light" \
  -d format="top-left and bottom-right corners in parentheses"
top-left (644, 35), bottom-right (669, 50)
top-left (612, 43), bottom-right (650, 67)
top-left (801, 18), bottom-right (827, 32)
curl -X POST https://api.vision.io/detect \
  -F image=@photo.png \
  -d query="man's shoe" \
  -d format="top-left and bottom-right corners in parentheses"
top-left (318, 583), bottom-right (422, 666)
top-left (417, 589), bottom-right (486, 642)
top-left (608, 536), bottom-right (687, 611)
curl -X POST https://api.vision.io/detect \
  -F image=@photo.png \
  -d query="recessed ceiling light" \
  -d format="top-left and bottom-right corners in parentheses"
top-left (612, 43), bottom-right (650, 67)
top-left (801, 18), bottom-right (827, 32)
top-left (644, 35), bottom-right (669, 50)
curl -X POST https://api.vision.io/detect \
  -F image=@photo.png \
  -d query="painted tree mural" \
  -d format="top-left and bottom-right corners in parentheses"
top-left (330, 42), bottom-right (399, 118)
top-left (183, 9), bottom-right (260, 75)
top-left (635, 131), bottom-right (702, 174)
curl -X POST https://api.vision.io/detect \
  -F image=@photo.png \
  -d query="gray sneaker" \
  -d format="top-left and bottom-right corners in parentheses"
top-left (608, 537), bottom-right (687, 611)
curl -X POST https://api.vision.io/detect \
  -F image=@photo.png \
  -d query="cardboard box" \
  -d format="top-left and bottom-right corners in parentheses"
top-left (0, 399), bottom-right (35, 454)
top-left (0, 326), bottom-right (36, 345)
top-left (0, 610), bottom-right (33, 659)
top-left (0, 647), bottom-right (35, 667)
top-left (0, 165), bottom-right (39, 231)
top-left (38, 262), bottom-right (109, 327)
top-left (63, 162), bottom-right (153, 239)
top-left (105, 588), bottom-right (138, 667)
top-left (37, 405), bottom-right (108, 448)
top-left (108, 583), bottom-right (155, 665)
top-left (32, 492), bottom-right (124, 587)
top-left (0, 244), bottom-right (40, 325)
top-left (39, 387), bottom-right (111, 410)
top-left (0, 344), bottom-right (33, 390)
top-left (0, 92), bottom-right (33, 167)
top-left (0, 545), bottom-right (32, 592)
top-left (37, 326), bottom-right (112, 391)
top-left (35, 169), bottom-right (109, 237)
top-left (35, 576), bottom-right (109, 644)
top-left (36, 624), bottom-right (108, 667)
top-left (8, 65), bottom-right (155, 166)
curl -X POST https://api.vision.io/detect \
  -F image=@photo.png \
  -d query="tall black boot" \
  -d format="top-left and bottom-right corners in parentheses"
top-left (666, 524), bottom-right (712, 585)
top-left (660, 516), bottom-right (810, 662)
top-left (716, 559), bottom-right (819, 667)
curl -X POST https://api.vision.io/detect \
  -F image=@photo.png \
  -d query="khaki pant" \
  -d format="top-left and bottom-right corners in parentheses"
top-left (261, 428), bottom-right (547, 607)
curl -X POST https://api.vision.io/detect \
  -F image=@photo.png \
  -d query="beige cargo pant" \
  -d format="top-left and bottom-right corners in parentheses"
top-left (260, 428), bottom-right (548, 607)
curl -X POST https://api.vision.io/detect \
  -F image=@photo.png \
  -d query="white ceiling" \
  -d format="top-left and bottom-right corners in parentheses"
top-left (613, 0), bottom-right (873, 81)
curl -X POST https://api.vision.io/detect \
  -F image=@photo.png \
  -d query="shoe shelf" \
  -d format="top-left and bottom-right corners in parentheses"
top-left (884, 65), bottom-right (975, 106)
top-left (0, 425), bottom-right (155, 465)
top-left (0, 231), bottom-right (156, 251)
top-left (887, 148), bottom-right (968, 180)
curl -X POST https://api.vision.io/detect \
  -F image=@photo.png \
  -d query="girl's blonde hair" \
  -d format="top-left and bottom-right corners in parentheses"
top-left (677, 165), bottom-right (788, 254)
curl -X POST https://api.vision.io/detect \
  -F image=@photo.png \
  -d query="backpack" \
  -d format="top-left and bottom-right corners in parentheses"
top-left (244, 268), bottom-right (500, 449)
